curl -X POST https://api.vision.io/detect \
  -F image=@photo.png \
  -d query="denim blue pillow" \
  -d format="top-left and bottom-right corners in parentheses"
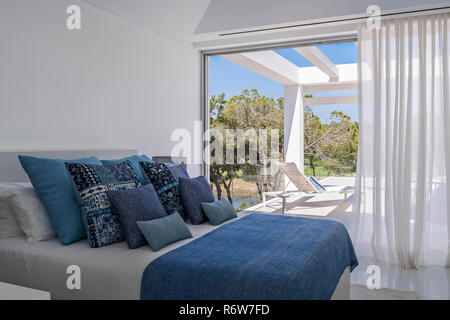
top-left (18, 155), bottom-right (102, 245)
top-left (101, 155), bottom-right (152, 185)
top-left (165, 163), bottom-right (190, 180)
top-left (202, 198), bottom-right (238, 226)
top-left (136, 212), bottom-right (192, 252)
top-left (66, 162), bottom-right (140, 248)
top-left (139, 162), bottom-right (187, 220)
top-left (178, 176), bottom-right (215, 225)
top-left (106, 184), bottom-right (167, 249)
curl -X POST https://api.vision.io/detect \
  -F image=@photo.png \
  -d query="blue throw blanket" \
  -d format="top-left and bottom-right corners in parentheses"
top-left (141, 213), bottom-right (358, 300)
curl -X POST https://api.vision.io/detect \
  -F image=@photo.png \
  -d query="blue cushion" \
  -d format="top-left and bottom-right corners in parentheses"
top-left (139, 162), bottom-right (187, 220)
top-left (178, 176), bottom-right (215, 225)
top-left (165, 163), bottom-right (190, 180)
top-left (101, 155), bottom-right (152, 185)
top-left (308, 176), bottom-right (326, 193)
top-left (136, 212), bottom-right (192, 252)
top-left (106, 184), bottom-right (167, 249)
top-left (18, 155), bottom-right (102, 245)
top-left (65, 162), bottom-right (140, 248)
top-left (202, 198), bottom-right (238, 226)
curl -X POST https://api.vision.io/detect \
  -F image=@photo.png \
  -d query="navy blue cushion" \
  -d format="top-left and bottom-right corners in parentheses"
top-left (18, 155), bottom-right (102, 245)
top-left (178, 176), bottom-right (215, 225)
top-left (139, 162), bottom-right (187, 220)
top-left (101, 155), bottom-right (152, 185)
top-left (165, 163), bottom-right (190, 180)
top-left (66, 162), bottom-right (140, 248)
top-left (136, 212), bottom-right (192, 252)
top-left (106, 184), bottom-right (167, 249)
top-left (202, 198), bottom-right (238, 226)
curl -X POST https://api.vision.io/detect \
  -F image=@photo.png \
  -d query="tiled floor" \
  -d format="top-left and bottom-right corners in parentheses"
top-left (244, 177), bottom-right (450, 300)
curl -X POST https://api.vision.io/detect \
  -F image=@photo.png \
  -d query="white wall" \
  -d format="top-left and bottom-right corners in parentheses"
top-left (0, 0), bottom-right (202, 176)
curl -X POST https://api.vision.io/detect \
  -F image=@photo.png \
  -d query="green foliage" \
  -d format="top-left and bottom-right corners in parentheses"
top-left (235, 201), bottom-right (251, 212)
top-left (209, 89), bottom-right (359, 203)
top-left (209, 89), bottom-right (284, 203)
top-left (304, 106), bottom-right (358, 176)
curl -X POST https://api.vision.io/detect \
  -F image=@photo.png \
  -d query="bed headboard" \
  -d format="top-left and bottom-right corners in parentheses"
top-left (0, 149), bottom-right (137, 182)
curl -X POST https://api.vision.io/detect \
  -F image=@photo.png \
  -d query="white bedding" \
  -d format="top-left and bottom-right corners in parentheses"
top-left (0, 213), bottom-right (246, 300)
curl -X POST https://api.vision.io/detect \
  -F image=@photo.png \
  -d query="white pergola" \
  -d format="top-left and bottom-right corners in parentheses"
top-left (220, 47), bottom-right (357, 177)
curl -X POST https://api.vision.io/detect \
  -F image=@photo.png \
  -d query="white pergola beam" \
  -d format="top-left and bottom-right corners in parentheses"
top-left (303, 96), bottom-right (357, 106)
top-left (295, 46), bottom-right (339, 81)
top-left (297, 64), bottom-right (357, 84)
top-left (284, 85), bottom-right (304, 180)
top-left (220, 51), bottom-right (300, 85)
top-left (302, 81), bottom-right (357, 92)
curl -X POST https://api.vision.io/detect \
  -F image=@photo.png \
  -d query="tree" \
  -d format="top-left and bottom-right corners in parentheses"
top-left (209, 163), bottom-right (239, 203)
top-left (304, 105), bottom-right (324, 176)
top-left (304, 105), bottom-right (358, 176)
top-left (209, 90), bottom-right (358, 204)
top-left (209, 89), bottom-right (284, 202)
top-left (322, 111), bottom-right (358, 174)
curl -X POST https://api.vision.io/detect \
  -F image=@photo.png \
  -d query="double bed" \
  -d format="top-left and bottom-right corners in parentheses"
top-left (0, 214), bottom-right (240, 299)
top-left (0, 150), bottom-right (357, 300)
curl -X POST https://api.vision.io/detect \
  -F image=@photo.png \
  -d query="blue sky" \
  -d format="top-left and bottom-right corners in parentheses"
top-left (209, 42), bottom-right (358, 123)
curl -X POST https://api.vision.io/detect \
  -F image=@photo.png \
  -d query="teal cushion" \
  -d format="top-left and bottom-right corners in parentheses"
top-left (101, 155), bottom-right (151, 185)
top-left (201, 198), bottom-right (238, 226)
top-left (18, 155), bottom-right (102, 245)
top-left (136, 212), bottom-right (192, 251)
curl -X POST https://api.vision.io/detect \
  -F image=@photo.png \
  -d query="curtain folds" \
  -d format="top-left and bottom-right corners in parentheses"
top-left (352, 13), bottom-right (450, 268)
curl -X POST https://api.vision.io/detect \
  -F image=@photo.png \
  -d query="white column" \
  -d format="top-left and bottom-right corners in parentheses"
top-left (284, 85), bottom-right (304, 190)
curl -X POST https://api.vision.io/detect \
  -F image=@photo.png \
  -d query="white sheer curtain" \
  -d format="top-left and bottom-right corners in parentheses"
top-left (352, 13), bottom-right (450, 268)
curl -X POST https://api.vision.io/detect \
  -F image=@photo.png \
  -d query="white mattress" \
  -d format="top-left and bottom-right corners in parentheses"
top-left (0, 213), bottom-right (246, 300)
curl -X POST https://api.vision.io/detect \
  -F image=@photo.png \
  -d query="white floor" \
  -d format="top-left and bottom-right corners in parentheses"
top-left (245, 177), bottom-right (450, 300)
top-left (351, 256), bottom-right (450, 299)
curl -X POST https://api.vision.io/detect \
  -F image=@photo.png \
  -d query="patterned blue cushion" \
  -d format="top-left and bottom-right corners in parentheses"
top-left (65, 161), bottom-right (141, 248)
top-left (165, 163), bottom-right (190, 180)
top-left (106, 184), bottom-right (167, 249)
top-left (101, 155), bottom-right (152, 185)
top-left (139, 162), bottom-right (187, 220)
top-left (178, 176), bottom-right (215, 225)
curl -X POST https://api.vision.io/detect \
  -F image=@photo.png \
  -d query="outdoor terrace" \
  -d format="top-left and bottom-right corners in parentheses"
top-left (243, 176), bottom-right (354, 223)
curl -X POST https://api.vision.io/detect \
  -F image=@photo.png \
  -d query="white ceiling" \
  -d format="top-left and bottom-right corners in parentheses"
top-left (84, 0), bottom-right (211, 43)
top-left (195, 0), bottom-right (450, 34)
top-left (83, 0), bottom-right (450, 43)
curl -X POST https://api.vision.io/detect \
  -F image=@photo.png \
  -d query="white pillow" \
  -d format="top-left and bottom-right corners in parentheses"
top-left (0, 183), bottom-right (28, 238)
top-left (3, 186), bottom-right (57, 242)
